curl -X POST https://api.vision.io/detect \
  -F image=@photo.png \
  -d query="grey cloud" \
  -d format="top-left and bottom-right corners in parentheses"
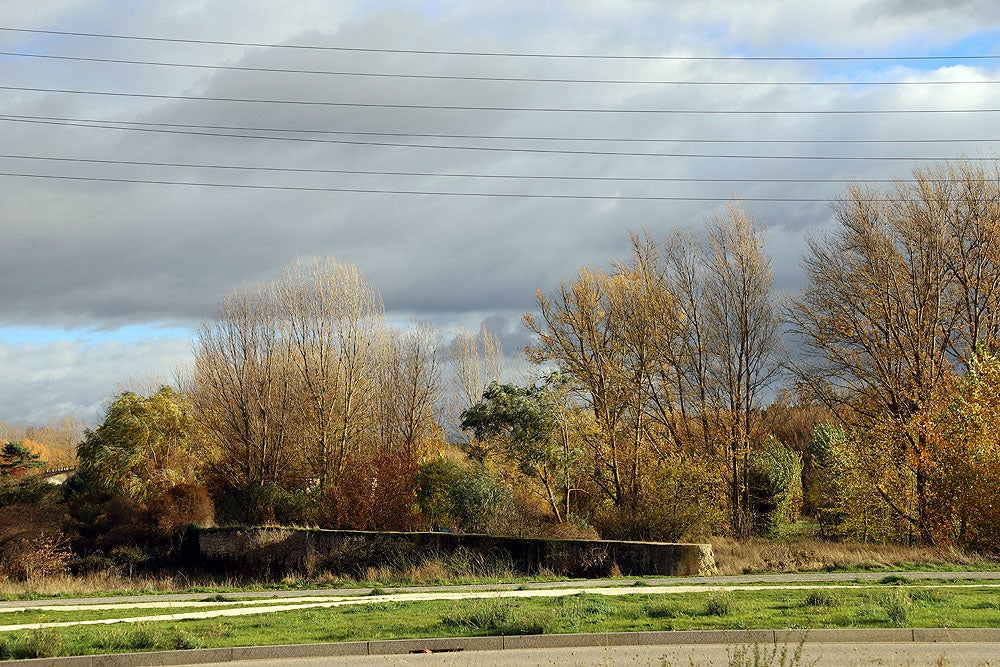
top-left (2, 2), bottom-right (1000, 421)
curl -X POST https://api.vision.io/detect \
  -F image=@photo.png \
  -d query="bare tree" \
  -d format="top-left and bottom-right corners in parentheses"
top-left (192, 284), bottom-right (298, 491)
top-left (276, 257), bottom-right (385, 489)
top-left (374, 321), bottom-right (444, 459)
top-left (704, 202), bottom-right (781, 536)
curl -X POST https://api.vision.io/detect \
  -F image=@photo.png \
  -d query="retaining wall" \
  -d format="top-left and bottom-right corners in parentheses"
top-left (193, 527), bottom-right (716, 577)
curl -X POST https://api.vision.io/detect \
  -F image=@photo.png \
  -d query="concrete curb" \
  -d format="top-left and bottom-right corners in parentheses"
top-left (11, 628), bottom-right (1000, 666)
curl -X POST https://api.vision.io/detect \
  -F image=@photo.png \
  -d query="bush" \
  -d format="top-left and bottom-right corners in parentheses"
top-left (322, 452), bottom-right (421, 531)
top-left (748, 438), bottom-right (803, 537)
top-left (147, 483), bottom-right (214, 553)
top-left (703, 591), bottom-right (736, 616)
top-left (213, 483), bottom-right (318, 527)
top-left (415, 458), bottom-right (514, 534)
top-left (3, 531), bottom-right (72, 580)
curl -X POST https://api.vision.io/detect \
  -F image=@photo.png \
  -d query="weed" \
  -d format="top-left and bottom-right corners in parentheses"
top-left (440, 597), bottom-right (545, 635)
top-left (879, 575), bottom-right (909, 585)
top-left (554, 594), bottom-right (613, 632)
top-left (23, 627), bottom-right (63, 658)
top-left (877, 588), bottom-right (912, 627)
top-left (98, 622), bottom-right (158, 652)
top-left (909, 588), bottom-right (944, 605)
top-left (703, 591), bottom-right (735, 617)
top-left (369, 587), bottom-right (387, 596)
top-left (169, 626), bottom-right (198, 650)
top-left (646, 602), bottom-right (682, 619)
top-left (803, 589), bottom-right (841, 608)
top-left (727, 637), bottom-right (811, 667)
top-left (201, 594), bottom-right (230, 602)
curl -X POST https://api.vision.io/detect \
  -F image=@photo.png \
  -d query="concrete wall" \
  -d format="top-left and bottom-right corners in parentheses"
top-left (194, 527), bottom-right (716, 577)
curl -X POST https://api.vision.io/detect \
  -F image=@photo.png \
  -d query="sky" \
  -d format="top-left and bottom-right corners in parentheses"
top-left (2, 0), bottom-right (1000, 424)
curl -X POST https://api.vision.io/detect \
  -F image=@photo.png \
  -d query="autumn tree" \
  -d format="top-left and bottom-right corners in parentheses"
top-left (925, 350), bottom-right (1000, 552)
top-left (373, 321), bottom-right (444, 460)
top-left (524, 203), bottom-right (779, 538)
top-left (193, 283), bottom-right (299, 499)
top-left (447, 324), bottom-right (505, 431)
top-left (524, 266), bottom-right (651, 515)
top-left (704, 203), bottom-right (781, 536)
top-left (787, 160), bottom-right (1000, 543)
top-left (276, 257), bottom-right (386, 488)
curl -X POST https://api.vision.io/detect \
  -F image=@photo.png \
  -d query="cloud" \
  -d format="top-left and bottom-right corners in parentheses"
top-left (0, 334), bottom-right (191, 423)
top-left (1, 2), bottom-right (999, 421)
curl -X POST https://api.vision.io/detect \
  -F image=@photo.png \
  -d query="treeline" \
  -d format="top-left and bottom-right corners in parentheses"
top-left (3, 160), bottom-right (1000, 578)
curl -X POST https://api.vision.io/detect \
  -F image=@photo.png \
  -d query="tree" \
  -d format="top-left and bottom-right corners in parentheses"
top-left (193, 283), bottom-right (299, 496)
top-left (373, 321), bottom-right (444, 460)
top-left (276, 257), bottom-right (386, 488)
top-left (524, 266), bottom-right (650, 514)
top-left (447, 324), bottom-right (505, 434)
top-left (524, 204), bottom-right (778, 538)
top-left (76, 387), bottom-right (199, 502)
top-left (0, 442), bottom-right (45, 478)
top-left (703, 202), bottom-right (781, 536)
top-left (787, 160), bottom-right (1000, 543)
top-left (461, 374), bottom-right (581, 522)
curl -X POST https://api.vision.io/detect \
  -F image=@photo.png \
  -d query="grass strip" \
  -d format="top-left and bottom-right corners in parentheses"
top-left (0, 585), bottom-right (997, 659)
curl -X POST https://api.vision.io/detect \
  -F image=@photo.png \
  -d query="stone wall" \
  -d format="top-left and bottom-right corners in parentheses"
top-left (194, 527), bottom-right (716, 577)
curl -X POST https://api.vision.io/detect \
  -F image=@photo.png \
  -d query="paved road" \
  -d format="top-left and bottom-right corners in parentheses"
top-left (196, 642), bottom-right (1000, 666)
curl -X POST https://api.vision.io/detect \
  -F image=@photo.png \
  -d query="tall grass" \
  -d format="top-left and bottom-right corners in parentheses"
top-left (711, 536), bottom-right (983, 575)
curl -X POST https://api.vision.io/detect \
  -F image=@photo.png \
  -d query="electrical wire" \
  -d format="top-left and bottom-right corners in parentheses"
top-left (5, 84), bottom-right (1000, 114)
top-left (1, 117), bottom-right (993, 160)
top-left (1, 50), bottom-right (997, 86)
top-left (1, 26), bottom-right (997, 62)
top-left (3, 113), bottom-right (995, 144)
top-left (0, 153), bottom-right (973, 182)
top-left (0, 170), bottom-right (892, 201)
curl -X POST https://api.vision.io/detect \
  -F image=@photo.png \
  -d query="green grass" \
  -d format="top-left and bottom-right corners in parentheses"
top-left (0, 584), bottom-right (997, 658)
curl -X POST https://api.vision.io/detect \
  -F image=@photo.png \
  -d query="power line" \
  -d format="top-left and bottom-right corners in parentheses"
top-left (1, 117), bottom-right (990, 160)
top-left (0, 170), bottom-right (880, 201)
top-left (0, 153), bottom-right (969, 182)
top-left (6, 84), bottom-right (1000, 114)
top-left (3, 113), bottom-right (995, 145)
top-left (2, 26), bottom-right (997, 62)
top-left (2, 50), bottom-right (998, 86)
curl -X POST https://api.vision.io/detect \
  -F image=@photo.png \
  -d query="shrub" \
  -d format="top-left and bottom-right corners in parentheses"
top-left (703, 590), bottom-right (736, 616)
top-left (146, 483), bottom-right (215, 554)
top-left (213, 483), bottom-right (318, 527)
top-left (322, 452), bottom-right (421, 531)
top-left (3, 531), bottom-right (72, 580)
top-left (415, 458), bottom-right (514, 534)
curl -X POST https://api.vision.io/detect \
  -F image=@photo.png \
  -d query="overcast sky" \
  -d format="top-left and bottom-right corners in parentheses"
top-left (2, 1), bottom-right (1000, 424)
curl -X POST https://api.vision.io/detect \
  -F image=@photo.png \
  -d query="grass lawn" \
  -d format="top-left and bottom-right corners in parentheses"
top-left (1, 582), bottom-right (998, 660)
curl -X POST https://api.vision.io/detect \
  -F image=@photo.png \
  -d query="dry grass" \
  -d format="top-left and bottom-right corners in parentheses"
top-left (710, 536), bottom-right (986, 575)
top-left (0, 571), bottom-right (197, 597)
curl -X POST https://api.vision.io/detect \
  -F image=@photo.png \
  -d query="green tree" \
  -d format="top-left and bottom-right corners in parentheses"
top-left (77, 386), bottom-right (200, 502)
top-left (461, 375), bottom-right (580, 522)
top-left (0, 442), bottom-right (45, 478)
